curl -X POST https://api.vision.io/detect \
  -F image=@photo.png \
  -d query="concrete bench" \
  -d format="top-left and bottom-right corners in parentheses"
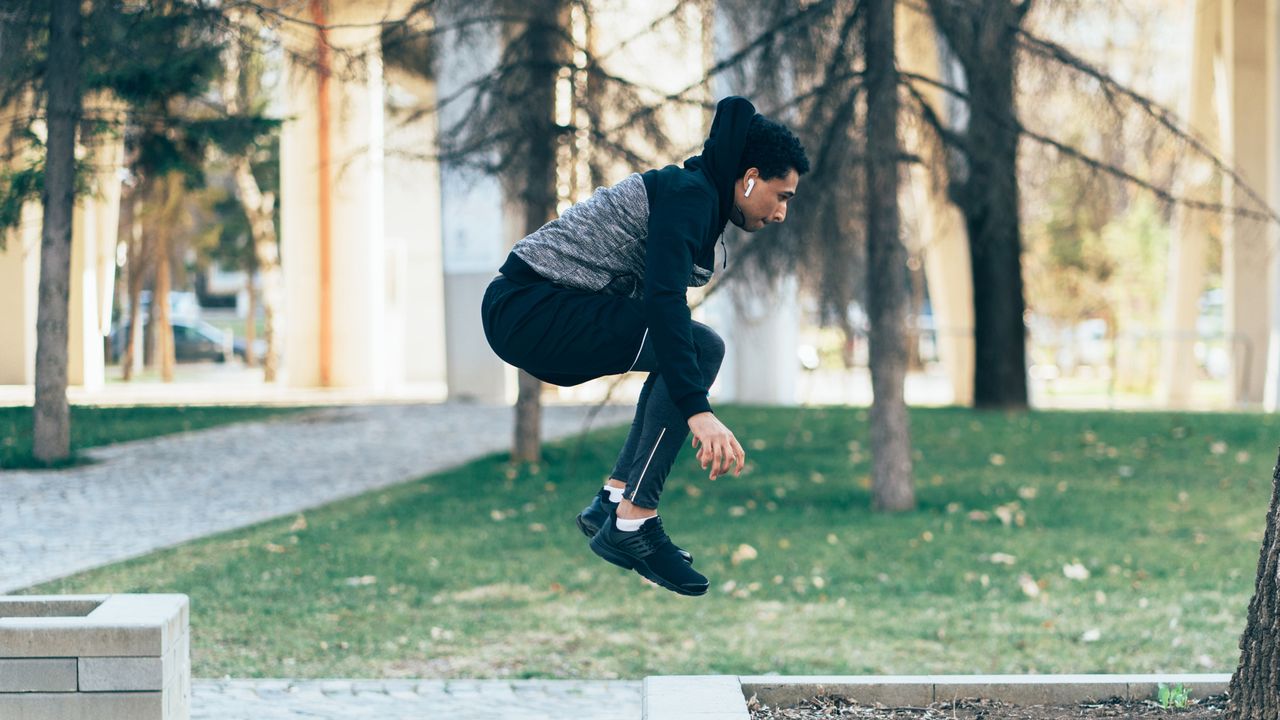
top-left (0, 594), bottom-right (190, 720)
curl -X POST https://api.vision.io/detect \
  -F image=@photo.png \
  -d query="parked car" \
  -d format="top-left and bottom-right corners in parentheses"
top-left (109, 319), bottom-right (231, 364)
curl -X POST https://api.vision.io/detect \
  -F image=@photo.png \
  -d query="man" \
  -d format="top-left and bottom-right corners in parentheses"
top-left (481, 96), bottom-right (809, 596)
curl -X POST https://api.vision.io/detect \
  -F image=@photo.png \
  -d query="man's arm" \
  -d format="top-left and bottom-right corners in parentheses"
top-left (644, 187), bottom-right (715, 420)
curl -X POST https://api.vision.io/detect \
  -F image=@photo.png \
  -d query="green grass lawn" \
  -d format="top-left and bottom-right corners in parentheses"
top-left (1, 405), bottom-right (301, 468)
top-left (22, 406), bottom-right (1277, 679)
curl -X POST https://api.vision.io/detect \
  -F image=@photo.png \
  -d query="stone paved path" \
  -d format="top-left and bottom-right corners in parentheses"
top-left (192, 679), bottom-right (642, 719)
top-left (1, 402), bottom-right (630, 593)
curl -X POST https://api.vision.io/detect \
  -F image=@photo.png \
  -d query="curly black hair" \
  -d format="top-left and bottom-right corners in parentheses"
top-left (737, 114), bottom-right (810, 180)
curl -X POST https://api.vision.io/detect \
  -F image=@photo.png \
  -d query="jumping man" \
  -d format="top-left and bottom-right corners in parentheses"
top-left (481, 96), bottom-right (810, 596)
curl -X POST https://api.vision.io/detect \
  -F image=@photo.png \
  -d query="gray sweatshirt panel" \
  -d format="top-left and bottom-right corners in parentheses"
top-left (511, 173), bottom-right (713, 300)
top-left (511, 173), bottom-right (650, 299)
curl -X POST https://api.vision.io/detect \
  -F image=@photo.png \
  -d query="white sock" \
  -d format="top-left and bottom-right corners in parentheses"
top-left (615, 514), bottom-right (656, 532)
top-left (604, 485), bottom-right (625, 503)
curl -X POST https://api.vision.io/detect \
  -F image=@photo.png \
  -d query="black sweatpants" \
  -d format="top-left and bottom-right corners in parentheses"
top-left (481, 256), bottom-right (725, 509)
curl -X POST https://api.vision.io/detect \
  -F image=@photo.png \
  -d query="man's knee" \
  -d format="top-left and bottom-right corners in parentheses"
top-left (692, 322), bottom-right (726, 368)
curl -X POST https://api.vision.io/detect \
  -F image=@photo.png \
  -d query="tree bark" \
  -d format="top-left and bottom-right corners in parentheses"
top-left (864, 0), bottom-right (915, 511)
top-left (154, 228), bottom-right (174, 382)
top-left (118, 185), bottom-right (146, 380)
top-left (221, 23), bottom-right (283, 381)
top-left (510, 0), bottom-right (568, 464)
top-left (928, 0), bottom-right (1031, 409)
top-left (1227, 450), bottom-right (1280, 719)
top-left (152, 172), bottom-right (182, 383)
top-left (32, 0), bottom-right (82, 464)
top-left (243, 273), bottom-right (256, 368)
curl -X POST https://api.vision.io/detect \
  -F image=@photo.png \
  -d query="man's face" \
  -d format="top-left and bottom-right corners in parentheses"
top-left (732, 168), bottom-right (799, 232)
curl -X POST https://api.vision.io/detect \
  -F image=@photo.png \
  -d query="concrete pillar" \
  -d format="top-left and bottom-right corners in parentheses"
top-left (1266, 0), bottom-right (1280, 410)
top-left (384, 68), bottom-right (447, 391)
top-left (1221, 0), bottom-right (1270, 406)
top-left (436, 17), bottom-right (510, 403)
top-left (706, 274), bottom-right (800, 404)
top-left (280, 1), bottom-right (406, 389)
top-left (899, 4), bottom-right (975, 406)
top-left (1163, 0), bottom-right (1219, 408)
top-left (68, 122), bottom-right (124, 389)
top-left (0, 96), bottom-right (122, 390)
top-left (0, 202), bottom-right (40, 385)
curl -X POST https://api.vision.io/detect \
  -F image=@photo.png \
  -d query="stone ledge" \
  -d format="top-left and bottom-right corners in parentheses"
top-left (645, 676), bottom-right (750, 720)
top-left (0, 594), bottom-right (189, 719)
top-left (0, 594), bottom-right (186, 658)
top-left (644, 674), bottom-right (1234, 719)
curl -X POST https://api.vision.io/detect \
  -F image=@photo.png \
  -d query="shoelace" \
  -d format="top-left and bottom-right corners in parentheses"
top-left (627, 521), bottom-right (677, 557)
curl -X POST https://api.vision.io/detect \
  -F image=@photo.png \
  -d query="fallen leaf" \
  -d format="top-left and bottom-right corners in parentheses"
top-left (1210, 441), bottom-right (1227, 455)
top-left (989, 453), bottom-right (1006, 466)
top-left (1017, 486), bottom-right (1038, 500)
top-left (1063, 562), bottom-right (1090, 580)
top-left (1018, 573), bottom-right (1041, 598)
top-left (289, 515), bottom-right (308, 532)
top-left (986, 552), bottom-right (1017, 565)
top-left (344, 575), bottom-right (377, 586)
top-left (1081, 628), bottom-right (1101, 642)
top-left (731, 543), bottom-right (759, 565)
top-left (264, 543), bottom-right (287, 554)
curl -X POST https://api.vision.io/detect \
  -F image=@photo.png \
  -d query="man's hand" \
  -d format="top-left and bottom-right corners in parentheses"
top-left (687, 411), bottom-right (745, 480)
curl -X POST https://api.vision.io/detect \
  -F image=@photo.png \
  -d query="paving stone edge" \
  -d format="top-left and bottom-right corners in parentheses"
top-left (644, 674), bottom-right (1234, 719)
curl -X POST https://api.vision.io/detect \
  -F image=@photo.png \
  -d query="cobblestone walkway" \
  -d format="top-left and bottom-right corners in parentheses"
top-left (192, 679), bottom-right (641, 719)
top-left (1, 402), bottom-right (630, 593)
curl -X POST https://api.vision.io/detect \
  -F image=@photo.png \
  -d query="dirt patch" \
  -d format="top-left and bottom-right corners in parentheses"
top-left (748, 693), bottom-right (1227, 719)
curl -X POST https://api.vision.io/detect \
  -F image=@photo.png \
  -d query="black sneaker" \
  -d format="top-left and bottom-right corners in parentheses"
top-left (589, 516), bottom-right (708, 596)
top-left (576, 489), bottom-right (694, 564)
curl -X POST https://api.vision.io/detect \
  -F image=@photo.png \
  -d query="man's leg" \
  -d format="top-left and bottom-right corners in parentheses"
top-left (575, 372), bottom-right (657, 536)
top-left (618, 321), bottom-right (725, 513)
top-left (589, 322), bottom-right (725, 596)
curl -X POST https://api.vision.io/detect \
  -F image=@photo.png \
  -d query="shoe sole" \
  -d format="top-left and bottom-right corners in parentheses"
top-left (588, 534), bottom-right (708, 597)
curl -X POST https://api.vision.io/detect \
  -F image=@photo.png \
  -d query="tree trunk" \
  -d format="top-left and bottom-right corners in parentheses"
top-left (237, 165), bottom-right (283, 382)
top-left (118, 186), bottom-right (145, 380)
top-left (152, 172), bottom-right (181, 382)
top-left (243, 273), bottom-right (256, 368)
top-left (220, 26), bottom-right (283, 382)
top-left (154, 231), bottom-right (174, 382)
top-left (510, 0), bottom-right (568, 464)
top-left (32, 0), bottom-right (82, 464)
top-left (929, 0), bottom-right (1031, 409)
top-left (1227, 450), bottom-right (1280, 719)
top-left (864, 0), bottom-right (914, 512)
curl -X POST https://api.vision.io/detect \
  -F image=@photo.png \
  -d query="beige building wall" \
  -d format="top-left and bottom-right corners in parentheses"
top-left (385, 69), bottom-right (447, 390)
top-left (899, 4), bottom-right (975, 407)
top-left (0, 108), bottom-right (122, 389)
top-left (279, 0), bottom-right (415, 391)
top-left (1163, 0), bottom-right (1219, 408)
top-left (1221, 0), bottom-right (1271, 406)
top-left (0, 202), bottom-right (41, 385)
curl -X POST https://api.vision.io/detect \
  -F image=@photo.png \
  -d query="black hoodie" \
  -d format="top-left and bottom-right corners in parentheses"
top-left (640, 96), bottom-right (756, 419)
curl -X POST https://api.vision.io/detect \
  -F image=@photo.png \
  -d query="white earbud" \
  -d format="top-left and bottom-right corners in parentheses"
top-left (744, 178), bottom-right (755, 197)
